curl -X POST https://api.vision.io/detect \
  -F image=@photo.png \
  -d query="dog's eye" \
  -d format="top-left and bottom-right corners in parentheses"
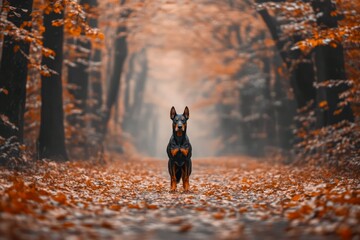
top-left (181, 116), bottom-right (185, 120)
top-left (175, 117), bottom-right (178, 121)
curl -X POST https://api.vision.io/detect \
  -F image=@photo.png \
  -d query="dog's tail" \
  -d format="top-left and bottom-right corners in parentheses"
top-left (176, 168), bottom-right (181, 183)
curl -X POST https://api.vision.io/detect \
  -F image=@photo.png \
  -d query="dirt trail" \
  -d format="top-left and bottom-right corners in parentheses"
top-left (0, 156), bottom-right (359, 239)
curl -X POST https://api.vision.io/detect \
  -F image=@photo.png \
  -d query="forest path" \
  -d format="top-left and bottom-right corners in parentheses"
top-left (0, 156), bottom-right (359, 239)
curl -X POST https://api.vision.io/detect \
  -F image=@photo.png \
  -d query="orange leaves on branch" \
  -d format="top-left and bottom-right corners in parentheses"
top-left (1, 0), bottom-right (104, 78)
top-left (292, 25), bottom-right (359, 52)
top-left (318, 101), bottom-right (328, 109)
top-left (42, 48), bottom-right (56, 59)
top-left (63, 0), bottom-right (104, 40)
top-left (51, 19), bottom-right (64, 27)
top-left (333, 109), bottom-right (343, 115)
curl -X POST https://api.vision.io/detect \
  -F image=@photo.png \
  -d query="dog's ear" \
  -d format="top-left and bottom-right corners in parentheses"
top-left (183, 106), bottom-right (189, 120)
top-left (170, 106), bottom-right (177, 120)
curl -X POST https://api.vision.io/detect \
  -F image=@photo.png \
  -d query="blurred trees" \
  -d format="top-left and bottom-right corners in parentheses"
top-left (0, 1), bottom-right (33, 163)
top-left (0, 0), bottom-right (358, 165)
top-left (310, 0), bottom-right (353, 126)
top-left (66, 0), bottom-right (104, 158)
top-left (255, 0), bottom-right (359, 162)
top-left (0, 0), bottom-right (105, 164)
top-left (103, 2), bottom-right (129, 137)
top-left (38, 1), bottom-right (67, 160)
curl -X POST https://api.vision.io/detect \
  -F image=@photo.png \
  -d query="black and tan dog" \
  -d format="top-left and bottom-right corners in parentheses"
top-left (167, 106), bottom-right (192, 192)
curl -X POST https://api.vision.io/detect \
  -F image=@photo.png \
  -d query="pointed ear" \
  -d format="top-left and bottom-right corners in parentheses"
top-left (183, 106), bottom-right (189, 119)
top-left (170, 106), bottom-right (177, 120)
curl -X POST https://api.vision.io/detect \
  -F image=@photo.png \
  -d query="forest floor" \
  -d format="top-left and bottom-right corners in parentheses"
top-left (0, 155), bottom-right (359, 240)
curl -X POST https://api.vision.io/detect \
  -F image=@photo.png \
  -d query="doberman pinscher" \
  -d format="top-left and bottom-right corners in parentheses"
top-left (167, 106), bottom-right (192, 192)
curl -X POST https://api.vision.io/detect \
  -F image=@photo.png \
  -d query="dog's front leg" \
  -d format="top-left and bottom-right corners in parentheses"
top-left (182, 164), bottom-right (190, 192)
top-left (170, 148), bottom-right (179, 156)
top-left (170, 162), bottom-right (177, 192)
top-left (180, 147), bottom-right (189, 156)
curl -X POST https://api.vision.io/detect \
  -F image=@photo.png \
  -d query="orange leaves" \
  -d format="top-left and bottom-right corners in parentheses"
top-left (127, 203), bottom-right (141, 209)
top-left (62, 0), bottom-right (104, 40)
top-left (212, 212), bottom-right (225, 220)
top-left (0, 157), bottom-right (359, 238)
top-left (337, 225), bottom-right (352, 240)
top-left (286, 204), bottom-right (313, 220)
top-left (238, 207), bottom-right (248, 213)
top-left (178, 223), bottom-right (193, 232)
top-left (287, 210), bottom-right (302, 220)
top-left (146, 204), bottom-right (158, 210)
top-left (108, 204), bottom-right (122, 211)
top-left (42, 47), bottom-right (56, 59)
top-left (318, 100), bottom-right (329, 109)
top-left (293, 25), bottom-right (358, 52)
top-left (51, 19), bottom-right (64, 27)
top-left (333, 108), bottom-right (343, 115)
top-left (291, 194), bottom-right (302, 201)
top-left (52, 192), bottom-right (67, 205)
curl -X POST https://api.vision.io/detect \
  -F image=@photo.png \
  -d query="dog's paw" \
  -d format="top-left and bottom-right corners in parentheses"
top-left (169, 189), bottom-right (177, 193)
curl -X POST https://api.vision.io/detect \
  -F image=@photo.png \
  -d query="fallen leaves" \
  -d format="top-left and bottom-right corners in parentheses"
top-left (179, 223), bottom-right (192, 232)
top-left (52, 192), bottom-right (67, 205)
top-left (0, 156), bottom-right (359, 239)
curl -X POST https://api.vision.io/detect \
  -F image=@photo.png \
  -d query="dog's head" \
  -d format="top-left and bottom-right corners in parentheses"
top-left (170, 106), bottom-right (189, 137)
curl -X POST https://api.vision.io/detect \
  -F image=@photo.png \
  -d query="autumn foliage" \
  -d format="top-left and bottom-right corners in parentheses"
top-left (0, 157), bottom-right (359, 239)
top-left (0, 0), bottom-right (359, 238)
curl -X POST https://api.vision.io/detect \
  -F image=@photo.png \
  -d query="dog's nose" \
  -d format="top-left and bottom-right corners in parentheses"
top-left (178, 125), bottom-right (182, 129)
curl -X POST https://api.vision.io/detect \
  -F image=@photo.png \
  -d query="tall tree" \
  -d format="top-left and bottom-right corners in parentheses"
top-left (124, 52), bottom-right (136, 115)
top-left (0, 0), bottom-right (33, 142)
top-left (255, 5), bottom-right (317, 111)
top-left (38, 1), bottom-right (68, 160)
top-left (311, 0), bottom-right (354, 126)
top-left (123, 48), bottom-right (148, 138)
top-left (66, 0), bottom-right (101, 157)
top-left (87, 0), bottom-right (103, 137)
top-left (256, 0), bottom-right (354, 126)
top-left (102, 4), bottom-right (130, 136)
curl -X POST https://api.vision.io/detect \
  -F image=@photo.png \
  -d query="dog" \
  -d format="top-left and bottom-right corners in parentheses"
top-left (167, 106), bottom-right (192, 192)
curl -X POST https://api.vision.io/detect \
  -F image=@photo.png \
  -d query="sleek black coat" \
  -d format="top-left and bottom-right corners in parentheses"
top-left (167, 134), bottom-right (192, 183)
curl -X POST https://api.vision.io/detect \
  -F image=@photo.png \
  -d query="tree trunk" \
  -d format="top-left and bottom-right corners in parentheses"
top-left (256, 8), bottom-right (317, 110)
top-left (126, 48), bottom-right (148, 137)
top-left (67, 38), bottom-right (89, 128)
top-left (311, 0), bottom-right (354, 126)
top-left (0, 0), bottom-right (33, 142)
top-left (121, 52), bottom-right (135, 133)
top-left (102, 25), bottom-right (128, 135)
top-left (124, 53), bottom-right (136, 112)
top-left (66, 37), bottom-right (89, 156)
top-left (38, 4), bottom-right (68, 161)
top-left (88, 49), bottom-right (103, 135)
top-left (66, 0), bottom-right (100, 157)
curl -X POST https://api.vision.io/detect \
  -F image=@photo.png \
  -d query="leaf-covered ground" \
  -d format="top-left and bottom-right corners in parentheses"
top-left (0, 155), bottom-right (359, 239)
